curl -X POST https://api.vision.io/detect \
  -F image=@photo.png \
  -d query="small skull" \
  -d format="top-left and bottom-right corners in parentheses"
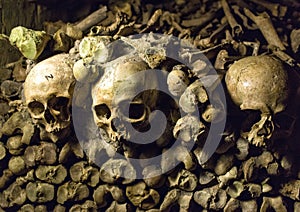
top-left (91, 54), bottom-right (159, 145)
top-left (225, 55), bottom-right (289, 146)
top-left (24, 53), bottom-right (75, 138)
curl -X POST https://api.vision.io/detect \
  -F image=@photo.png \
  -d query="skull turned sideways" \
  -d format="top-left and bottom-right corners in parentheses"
top-left (225, 55), bottom-right (289, 146)
top-left (24, 54), bottom-right (75, 136)
top-left (91, 55), bottom-right (159, 145)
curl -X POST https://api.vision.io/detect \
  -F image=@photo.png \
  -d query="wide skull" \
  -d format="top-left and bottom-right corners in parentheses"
top-left (24, 54), bottom-right (75, 136)
top-left (91, 54), bottom-right (159, 145)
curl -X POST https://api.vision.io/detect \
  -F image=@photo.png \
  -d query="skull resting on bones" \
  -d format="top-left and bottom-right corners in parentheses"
top-left (225, 55), bottom-right (289, 146)
top-left (24, 53), bottom-right (75, 136)
top-left (91, 55), bottom-right (159, 146)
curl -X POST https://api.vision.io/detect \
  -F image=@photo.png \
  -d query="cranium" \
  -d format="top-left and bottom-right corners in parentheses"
top-left (225, 55), bottom-right (289, 146)
top-left (91, 54), bottom-right (159, 147)
top-left (23, 53), bottom-right (75, 140)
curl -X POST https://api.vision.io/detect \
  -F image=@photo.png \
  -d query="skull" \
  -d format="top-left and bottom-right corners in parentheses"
top-left (24, 54), bottom-right (75, 138)
top-left (91, 54), bottom-right (159, 146)
top-left (225, 55), bottom-right (289, 146)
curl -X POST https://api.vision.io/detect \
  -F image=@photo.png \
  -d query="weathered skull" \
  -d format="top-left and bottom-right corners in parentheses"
top-left (91, 54), bottom-right (159, 145)
top-left (225, 55), bottom-right (289, 146)
top-left (24, 54), bottom-right (75, 138)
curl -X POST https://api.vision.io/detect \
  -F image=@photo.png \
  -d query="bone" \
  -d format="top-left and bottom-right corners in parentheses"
top-left (173, 114), bottom-right (206, 143)
top-left (69, 161), bottom-right (100, 187)
top-left (218, 166), bottom-right (238, 188)
top-left (24, 142), bottom-right (57, 167)
top-left (0, 142), bottom-right (6, 160)
top-left (70, 200), bottom-right (97, 212)
top-left (99, 159), bottom-right (136, 184)
top-left (59, 139), bottom-right (84, 163)
top-left (19, 204), bottom-right (35, 212)
top-left (1, 110), bottom-right (34, 145)
top-left (220, 0), bottom-right (243, 37)
top-left (167, 65), bottom-right (190, 97)
top-left (142, 165), bottom-right (166, 188)
top-left (244, 8), bottom-right (286, 50)
top-left (227, 181), bottom-right (244, 198)
top-left (93, 184), bottom-right (125, 208)
top-left (256, 151), bottom-right (274, 168)
top-left (224, 198), bottom-right (240, 212)
top-left (26, 182), bottom-right (55, 203)
top-left (8, 156), bottom-right (26, 175)
top-left (57, 181), bottom-right (89, 204)
top-left (291, 29), bottom-right (300, 53)
top-left (280, 155), bottom-right (293, 173)
top-left (167, 169), bottom-right (198, 192)
top-left (0, 169), bottom-right (14, 190)
top-left (126, 181), bottom-right (160, 210)
top-left (160, 189), bottom-right (181, 211)
top-left (179, 80), bottom-right (208, 113)
top-left (35, 205), bottom-right (47, 212)
top-left (260, 196), bottom-right (288, 212)
top-left (35, 165), bottom-right (67, 184)
top-left (235, 137), bottom-right (249, 160)
top-left (177, 191), bottom-right (194, 212)
top-left (231, 5), bottom-right (257, 30)
top-left (174, 145), bottom-right (197, 171)
top-left (53, 204), bottom-right (66, 212)
top-left (199, 170), bottom-right (216, 185)
top-left (242, 157), bottom-right (258, 182)
top-left (279, 180), bottom-right (300, 200)
top-left (140, 9), bottom-right (163, 33)
top-left (214, 154), bottom-right (235, 176)
top-left (194, 185), bottom-right (227, 210)
top-left (246, 183), bottom-right (262, 198)
top-left (106, 201), bottom-right (133, 212)
top-left (0, 181), bottom-right (27, 208)
top-left (15, 169), bottom-right (34, 187)
top-left (249, 0), bottom-right (287, 18)
top-left (6, 135), bottom-right (24, 155)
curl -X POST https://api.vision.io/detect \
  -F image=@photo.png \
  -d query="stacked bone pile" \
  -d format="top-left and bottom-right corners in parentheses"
top-left (1, 0), bottom-right (300, 211)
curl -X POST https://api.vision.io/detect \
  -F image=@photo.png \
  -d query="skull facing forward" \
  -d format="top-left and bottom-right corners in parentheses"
top-left (91, 55), bottom-right (159, 146)
top-left (24, 54), bottom-right (75, 138)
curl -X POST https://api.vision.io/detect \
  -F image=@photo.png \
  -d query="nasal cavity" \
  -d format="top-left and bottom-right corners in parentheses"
top-left (45, 109), bottom-right (55, 123)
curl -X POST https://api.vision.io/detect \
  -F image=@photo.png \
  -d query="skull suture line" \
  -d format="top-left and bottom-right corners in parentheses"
top-left (24, 54), bottom-right (75, 136)
top-left (91, 55), bottom-right (159, 146)
top-left (225, 55), bottom-right (289, 146)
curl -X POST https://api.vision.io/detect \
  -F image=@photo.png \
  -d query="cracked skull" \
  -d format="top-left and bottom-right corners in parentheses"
top-left (24, 53), bottom-right (75, 134)
top-left (225, 55), bottom-right (289, 146)
top-left (91, 55), bottom-right (159, 145)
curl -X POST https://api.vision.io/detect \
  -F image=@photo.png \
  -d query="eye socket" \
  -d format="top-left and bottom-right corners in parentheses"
top-left (94, 104), bottom-right (111, 119)
top-left (48, 97), bottom-right (69, 111)
top-left (129, 103), bottom-right (146, 119)
top-left (28, 101), bottom-right (45, 115)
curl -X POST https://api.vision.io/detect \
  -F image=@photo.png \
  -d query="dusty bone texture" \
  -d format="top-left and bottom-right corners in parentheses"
top-left (57, 181), bottom-right (89, 204)
top-left (69, 161), bottom-right (100, 187)
top-left (225, 55), bottom-right (289, 146)
top-left (23, 53), bottom-right (75, 141)
top-left (24, 142), bottom-right (57, 167)
top-left (126, 181), bottom-right (160, 210)
top-left (1, 110), bottom-right (35, 145)
top-left (35, 164), bottom-right (67, 184)
top-left (91, 54), bottom-right (159, 145)
top-left (26, 181), bottom-right (55, 203)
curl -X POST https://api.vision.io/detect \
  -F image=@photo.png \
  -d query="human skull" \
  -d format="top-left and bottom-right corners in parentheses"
top-left (225, 55), bottom-right (289, 146)
top-left (91, 54), bottom-right (159, 146)
top-left (24, 53), bottom-right (75, 137)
